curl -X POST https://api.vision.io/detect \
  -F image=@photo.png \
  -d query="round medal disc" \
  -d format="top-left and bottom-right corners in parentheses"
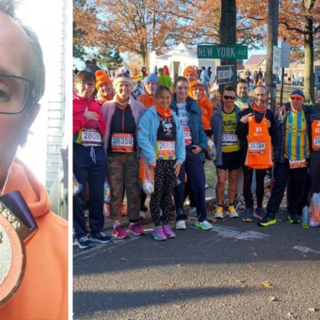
top-left (0, 213), bottom-right (26, 308)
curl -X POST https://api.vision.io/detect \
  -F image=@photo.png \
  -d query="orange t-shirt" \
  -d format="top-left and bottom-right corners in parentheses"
top-left (0, 161), bottom-right (68, 320)
top-left (245, 116), bottom-right (273, 169)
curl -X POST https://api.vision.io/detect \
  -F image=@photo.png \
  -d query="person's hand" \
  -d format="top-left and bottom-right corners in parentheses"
top-left (149, 162), bottom-right (156, 169)
top-left (174, 162), bottom-right (181, 176)
top-left (84, 107), bottom-right (99, 121)
top-left (277, 104), bottom-right (286, 116)
top-left (192, 145), bottom-right (203, 154)
top-left (240, 113), bottom-right (252, 123)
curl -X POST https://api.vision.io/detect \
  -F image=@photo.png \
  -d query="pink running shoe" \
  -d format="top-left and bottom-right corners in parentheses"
top-left (121, 203), bottom-right (127, 216)
top-left (112, 224), bottom-right (128, 239)
top-left (128, 222), bottom-right (144, 236)
top-left (162, 225), bottom-right (176, 239)
top-left (151, 226), bottom-right (167, 241)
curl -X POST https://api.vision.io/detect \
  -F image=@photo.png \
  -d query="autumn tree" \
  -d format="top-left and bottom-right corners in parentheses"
top-left (93, 49), bottom-right (123, 72)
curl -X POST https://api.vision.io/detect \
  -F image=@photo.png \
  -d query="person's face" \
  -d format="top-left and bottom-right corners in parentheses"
top-left (159, 69), bottom-right (164, 76)
top-left (175, 80), bottom-right (189, 102)
top-left (254, 87), bottom-right (267, 106)
top-left (115, 81), bottom-right (131, 100)
top-left (145, 81), bottom-right (157, 96)
top-left (185, 72), bottom-right (197, 83)
top-left (98, 83), bottom-right (114, 97)
top-left (192, 85), bottom-right (203, 100)
top-left (75, 80), bottom-right (95, 99)
top-left (290, 94), bottom-right (304, 109)
top-left (0, 11), bottom-right (39, 184)
top-left (215, 92), bottom-right (221, 105)
top-left (237, 83), bottom-right (248, 99)
top-left (222, 90), bottom-right (236, 108)
top-left (156, 90), bottom-right (171, 109)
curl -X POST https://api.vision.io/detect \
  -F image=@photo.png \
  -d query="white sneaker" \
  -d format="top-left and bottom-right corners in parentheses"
top-left (195, 220), bottom-right (213, 230)
top-left (175, 220), bottom-right (187, 230)
top-left (139, 211), bottom-right (146, 219)
top-left (213, 212), bottom-right (224, 219)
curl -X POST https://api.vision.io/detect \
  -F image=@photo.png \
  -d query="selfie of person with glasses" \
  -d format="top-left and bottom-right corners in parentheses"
top-left (211, 86), bottom-right (242, 219)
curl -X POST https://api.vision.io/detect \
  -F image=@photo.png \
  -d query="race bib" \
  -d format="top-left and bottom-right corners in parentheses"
top-left (312, 120), bottom-right (320, 151)
top-left (289, 159), bottom-right (307, 169)
top-left (248, 141), bottom-right (266, 155)
top-left (111, 133), bottom-right (134, 153)
top-left (183, 127), bottom-right (192, 145)
top-left (81, 129), bottom-right (102, 146)
top-left (222, 132), bottom-right (238, 146)
top-left (156, 140), bottom-right (175, 160)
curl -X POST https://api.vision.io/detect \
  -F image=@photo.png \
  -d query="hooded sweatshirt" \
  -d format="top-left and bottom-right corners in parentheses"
top-left (0, 160), bottom-right (68, 320)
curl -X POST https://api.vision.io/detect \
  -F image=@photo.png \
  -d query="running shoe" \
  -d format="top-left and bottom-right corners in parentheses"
top-left (214, 206), bottom-right (224, 219)
top-left (175, 220), bottom-right (187, 230)
top-left (152, 226), bottom-right (167, 241)
top-left (189, 207), bottom-right (197, 220)
top-left (288, 213), bottom-right (300, 224)
top-left (121, 203), bottom-right (127, 216)
top-left (90, 231), bottom-right (113, 244)
top-left (254, 207), bottom-right (265, 219)
top-left (242, 208), bottom-right (253, 222)
top-left (162, 225), bottom-right (176, 238)
top-left (128, 222), bottom-right (144, 236)
top-left (257, 213), bottom-right (276, 227)
top-left (112, 224), bottom-right (128, 239)
top-left (75, 236), bottom-right (93, 250)
top-left (226, 206), bottom-right (239, 218)
top-left (195, 220), bottom-right (213, 231)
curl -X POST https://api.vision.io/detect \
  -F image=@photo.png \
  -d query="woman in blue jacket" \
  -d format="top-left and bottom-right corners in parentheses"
top-left (138, 86), bottom-right (185, 240)
top-left (170, 76), bottom-right (213, 231)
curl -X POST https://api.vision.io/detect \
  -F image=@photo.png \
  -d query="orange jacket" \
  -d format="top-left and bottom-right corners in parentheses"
top-left (0, 161), bottom-right (68, 320)
top-left (137, 93), bottom-right (157, 109)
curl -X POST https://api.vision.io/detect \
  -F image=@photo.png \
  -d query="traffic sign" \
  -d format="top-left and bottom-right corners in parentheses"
top-left (216, 65), bottom-right (234, 85)
top-left (315, 66), bottom-right (320, 87)
top-left (281, 41), bottom-right (291, 68)
top-left (197, 45), bottom-right (248, 60)
top-left (273, 45), bottom-right (281, 75)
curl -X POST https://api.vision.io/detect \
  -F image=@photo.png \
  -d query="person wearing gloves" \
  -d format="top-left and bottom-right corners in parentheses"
top-left (101, 73), bottom-right (146, 239)
top-left (138, 85), bottom-right (185, 240)
top-left (95, 70), bottom-right (115, 106)
top-left (170, 76), bottom-right (213, 231)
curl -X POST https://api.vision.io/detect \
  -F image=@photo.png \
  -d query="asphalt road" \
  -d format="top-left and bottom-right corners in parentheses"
top-left (73, 211), bottom-right (320, 320)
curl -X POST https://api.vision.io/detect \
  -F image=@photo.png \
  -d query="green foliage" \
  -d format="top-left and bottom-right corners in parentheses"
top-left (93, 49), bottom-right (123, 71)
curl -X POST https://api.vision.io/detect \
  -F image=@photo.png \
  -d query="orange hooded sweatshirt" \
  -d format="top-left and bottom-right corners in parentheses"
top-left (189, 80), bottom-right (213, 131)
top-left (0, 160), bottom-right (68, 320)
top-left (137, 93), bottom-right (157, 109)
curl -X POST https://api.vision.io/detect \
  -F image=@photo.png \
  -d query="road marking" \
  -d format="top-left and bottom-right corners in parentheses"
top-left (189, 225), bottom-right (270, 241)
top-left (293, 245), bottom-right (320, 255)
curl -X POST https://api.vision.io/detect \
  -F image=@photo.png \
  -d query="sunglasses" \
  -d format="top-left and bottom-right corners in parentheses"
top-left (290, 96), bottom-right (303, 101)
top-left (223, 95), bottom-right (236, 100)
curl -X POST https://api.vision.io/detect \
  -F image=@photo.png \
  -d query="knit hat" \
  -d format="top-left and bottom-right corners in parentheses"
top-left (189, 80), bottom-right (204, 89)
top-left (290, 88), bottom-right (305, 97)
top-left (143, 73), bottom-right (158, 87)
top-left (113, 72), bottom-right (133, 90)
top-left (95, 70), bottom-right (113, 90)
top-left (183, 66), bottom-right (198, 79)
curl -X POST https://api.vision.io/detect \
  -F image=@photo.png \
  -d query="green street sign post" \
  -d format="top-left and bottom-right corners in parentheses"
top-left (197, 45), bottom-right (248, 60)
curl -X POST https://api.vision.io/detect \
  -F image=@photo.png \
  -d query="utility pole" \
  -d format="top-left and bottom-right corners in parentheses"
top-left (220, 0), bottom-right (237, 91)
top-left (265, 0), bottom-right (279, 113)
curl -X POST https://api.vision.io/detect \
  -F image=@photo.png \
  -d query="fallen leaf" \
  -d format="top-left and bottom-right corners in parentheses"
top-left (307, 308), bottom-right (316, 312)
top-left (247, 264), bottom-right (254, 269)
top-left (119, 257), bottom-right (127, 261)
top-left (251, 252), bottom-right (258, 256)
top-left (259, 281), bottom-right (273, 289)
top-left (273, 265), bottom-right (278, 268)
top-left (165, 282), bottom-right (176, 287)
top-left (173, 304), bottom-right (183, 309)
top-left (209, 218), bottom-right (218, 223)
top-left (176, 264), bottom-right (181, 267)
top-left (269, 296), bottom-right (278, 301)
top-left (236, 280), bottom-right (246, 284)
top-left (286, 312), bottom-right (297, 318)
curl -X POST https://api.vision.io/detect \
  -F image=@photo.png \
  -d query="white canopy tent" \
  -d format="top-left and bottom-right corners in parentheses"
top-left (149, 42), bottom-right (215, 79)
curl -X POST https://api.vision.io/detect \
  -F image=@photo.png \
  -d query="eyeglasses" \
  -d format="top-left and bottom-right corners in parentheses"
top-left (76, 81), bottom-right (95, 88)
top-left (0, 74), bottom-right (35, 114)
top-left (223, 95), bottom-right (236, 100)
top-left (290, 96), bottom-right (303, 101)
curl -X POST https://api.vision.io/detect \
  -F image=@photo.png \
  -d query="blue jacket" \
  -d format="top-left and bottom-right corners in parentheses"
top-left (170, 94), bottom-right (208, 162)
top-left (137, 106), bottom-right (186, 164)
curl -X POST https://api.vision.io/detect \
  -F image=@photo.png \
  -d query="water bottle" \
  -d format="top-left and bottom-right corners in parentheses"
top-left (302, 205), bottom-right (309, 229)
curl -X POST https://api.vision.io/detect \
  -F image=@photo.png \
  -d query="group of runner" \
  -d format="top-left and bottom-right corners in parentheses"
top-left (73, 65), bottom-right (320, 249)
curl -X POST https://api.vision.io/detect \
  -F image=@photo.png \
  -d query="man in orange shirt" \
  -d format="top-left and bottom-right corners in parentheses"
top-left (0, 1), bottom-right (68, 319)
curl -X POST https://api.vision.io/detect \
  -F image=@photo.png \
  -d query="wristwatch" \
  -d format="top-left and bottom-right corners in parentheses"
top-left (0, 191), bottom-right (38, 308)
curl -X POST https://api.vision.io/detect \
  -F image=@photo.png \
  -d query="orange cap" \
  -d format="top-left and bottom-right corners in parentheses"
top-left (183, 66), bottom-right (198, 79)
top-left (189, 80), bottom-right (204, 88)
top-left (95, 70), bottom-right (113, 90)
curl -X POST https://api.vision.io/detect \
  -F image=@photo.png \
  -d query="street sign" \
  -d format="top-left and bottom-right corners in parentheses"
top-left (197, 45), bottom-right (248, 60)
top-left (315, 66), bottom-right (320, 87)
top-left (281, 42), bottom-right (291, 68)
top-left (216, 65), bottom-right (234, 85)
top-left (273, 45), bottom-right (281, 75)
